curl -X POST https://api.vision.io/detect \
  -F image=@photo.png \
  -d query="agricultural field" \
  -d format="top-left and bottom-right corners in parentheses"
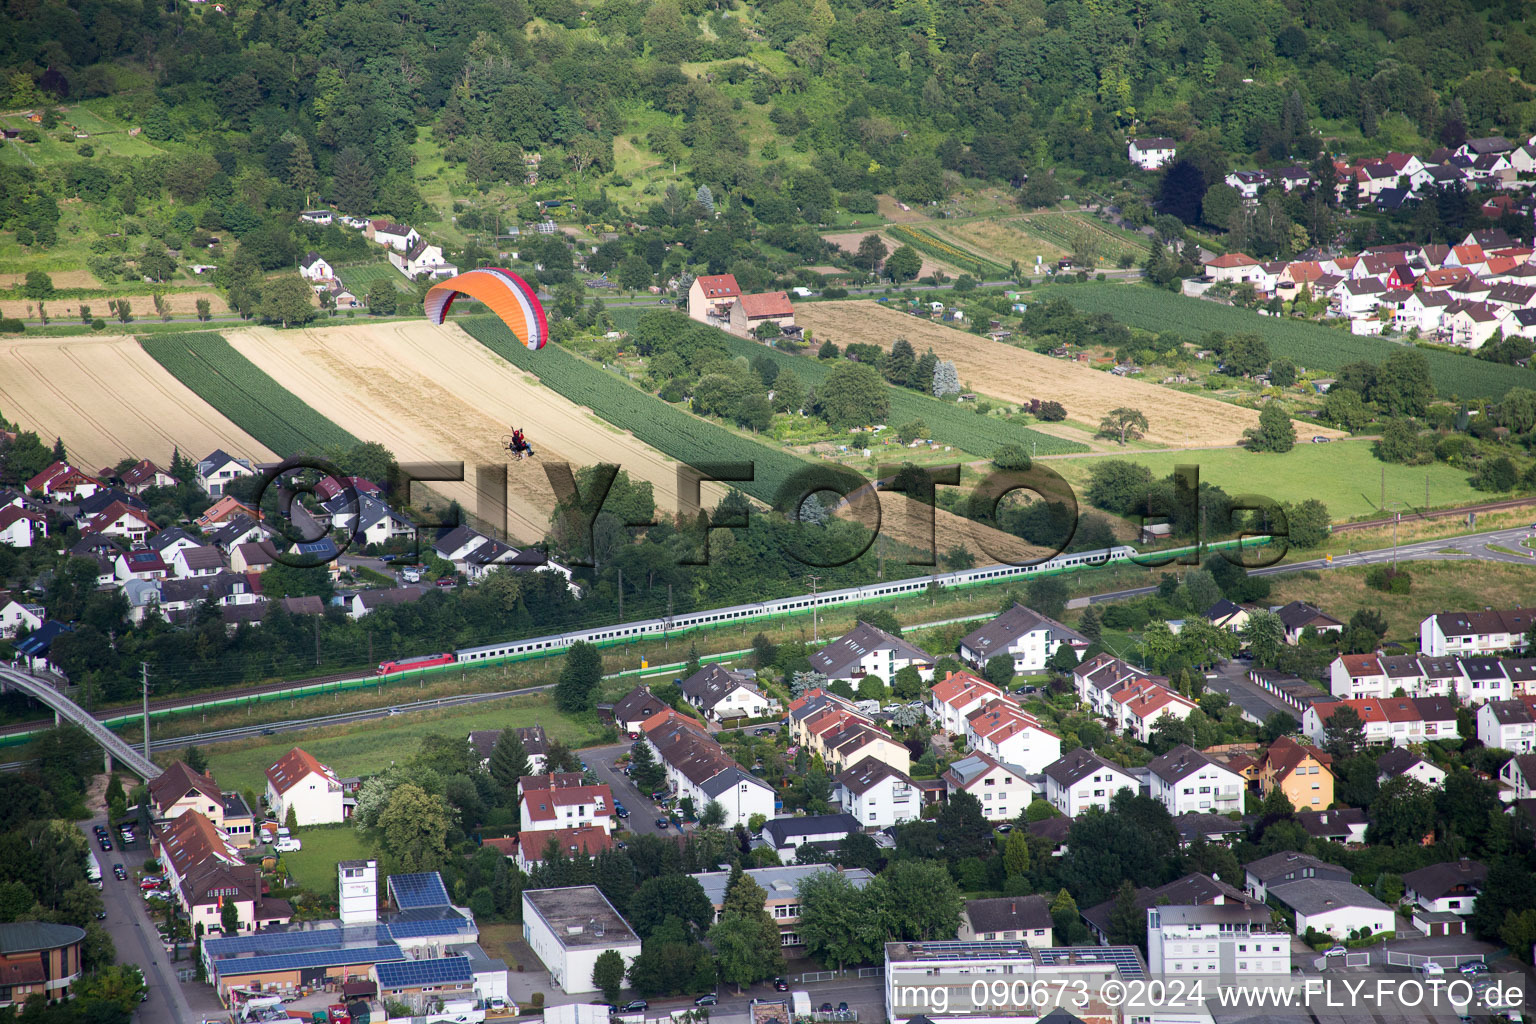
top-left (141, 332), bottom-right (359, 457)
top-left (938, 219), bottom-right (1067, 269)
top-left (792, 301), bottom-right (1333, 448)
top-left (336, 261), bottom-right (412, 295)
top-left (0, 289), bottom-right (227, 321)
top-left (822, 231), bottom-right (963, 278)
top-left (1047, 439), bottom-right (1488, 521)
top-left (1043, 282), bottom-right (1536, 400)
top-left (464, 317), bottom-right (1045, 558)
top-left (0, 334), bottom-right (275, 470)
top-left (0, 105), bottom-right (168, 165)
top-left (885, 224), bottom-right (1011, 278)
top-left (1015, 212), bottom-right (1152, 267)
top-left (716, 328), bottom-right (1088, 455)
top-left (226, 319), bottom-right (737, 544)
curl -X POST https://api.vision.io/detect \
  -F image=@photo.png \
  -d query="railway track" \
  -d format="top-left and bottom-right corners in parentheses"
top-left (1332, 496), bottom-right (1536, 533)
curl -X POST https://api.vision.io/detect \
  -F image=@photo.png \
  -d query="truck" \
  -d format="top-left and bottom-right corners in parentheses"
top-left (792, 992), bottom-right (812, 1018)
top-left (544, 1005), bottom-right (611, 1024)
top-left (424, 1000), bottom-right (484, 1024)
top-left (86, 851), bottom-right (102, 888)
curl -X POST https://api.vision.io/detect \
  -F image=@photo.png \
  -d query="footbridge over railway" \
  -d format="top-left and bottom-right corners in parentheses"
top-left (0, 667), bottom-right (161, 780)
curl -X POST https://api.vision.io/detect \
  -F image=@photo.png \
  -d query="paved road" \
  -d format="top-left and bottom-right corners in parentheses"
top-left (1203, 660), bottom-right (1301, 725)
top-left (583, 742), bottom-right (675, 837)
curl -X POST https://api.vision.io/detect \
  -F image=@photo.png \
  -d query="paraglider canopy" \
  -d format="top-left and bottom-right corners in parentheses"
top-left (424, 267), bottom-right (548, 351)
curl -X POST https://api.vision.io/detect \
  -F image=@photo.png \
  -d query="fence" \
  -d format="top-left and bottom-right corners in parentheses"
top-left (857, 968), bottom-right (885, 979)
top-left (1314, 952), bottom-right (1372, 969)
top-left (799, 971), bottom-right (839, 984)
top-left (1386, 951), bottom-right (1485, 970)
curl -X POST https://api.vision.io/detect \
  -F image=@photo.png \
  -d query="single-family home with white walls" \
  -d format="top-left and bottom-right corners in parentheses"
top-left (959, 603), bottom-right (1088, 674)
top-left (1043, 748), bottom-right (1138, 818)
top-left (1146, 744), bottom-right (1246, 817)
top-left (833, 757), bottom-right (920, 829)
top-left (264, 747), bottom-right (346, 826)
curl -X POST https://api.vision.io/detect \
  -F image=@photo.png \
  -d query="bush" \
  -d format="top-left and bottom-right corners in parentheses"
top-left (0, 318), bottom-right (23, 333)
top-left (1365, 565), bottom-right (1411, 594)
top-left (90, 318), bottom-right (106, 331)
top-left (822, 286), bottom-right (849, 299)
top-left (1037, 400), bottom-right (1067, 422)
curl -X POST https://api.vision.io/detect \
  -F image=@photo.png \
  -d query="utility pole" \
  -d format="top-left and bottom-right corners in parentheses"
top-left (140, 663), bottom-right (150, 760)
top-left (617, 567), bottom-right (624, 622)
top-left (807, 575), bottom-right (823, 644)
top-left (314, 616), bottom-right (321, 666)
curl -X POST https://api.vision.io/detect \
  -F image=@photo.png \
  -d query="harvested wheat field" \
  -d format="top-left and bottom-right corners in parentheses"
top-left (225, 321), bottom-right (736, 544)
top-left (0, 334), bottom-right (275, 469)
top-left (0, 290), bottom-right (228, 321)
top-left (797, 301), bottom-right (1346, 447)
top-left (0, 270), bottom-right (102, 289)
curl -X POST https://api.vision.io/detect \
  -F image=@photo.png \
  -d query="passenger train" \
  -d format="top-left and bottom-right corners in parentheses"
top-left (418, 537), bottom-right (1265, 673)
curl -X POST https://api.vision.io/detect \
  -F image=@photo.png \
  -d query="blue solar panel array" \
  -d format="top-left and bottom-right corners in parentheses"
top-left (389, 872), bottom-right (450, 908)
top-left (204, 924), bottom-right (388, 959)
top-left (375, 955), bottom-right (473, 989)
top-left (211, 943), bottom-right (403, 979)
top-left (385, 915), bottom-right (474, 940)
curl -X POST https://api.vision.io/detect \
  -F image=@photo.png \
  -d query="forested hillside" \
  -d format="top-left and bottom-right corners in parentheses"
top-left (1, 0), bottom-right (1532, 293)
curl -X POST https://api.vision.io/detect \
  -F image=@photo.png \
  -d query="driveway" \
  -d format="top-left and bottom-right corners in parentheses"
top-left (581, 743), bottom-right (672, 836)
top-left (1203, 660), bottom-right (1301, 725)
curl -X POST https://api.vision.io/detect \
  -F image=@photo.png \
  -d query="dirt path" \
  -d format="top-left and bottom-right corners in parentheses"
top-left (224, 321), bottom-right (737, 545)
top-left (0, 334), bottom-right (275, 470)
top-left (795, 301), bottom-right (1348, 447)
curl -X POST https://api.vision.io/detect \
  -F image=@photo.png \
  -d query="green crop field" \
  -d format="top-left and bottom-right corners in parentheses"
top-left (1042, 282), bottom-right (1536, 400)
top-left (337, 262), bottom-right (411, 294)
top-left (1048, 439), bottom-right (1489, 520)
top-left (886, 224), bottom-right (1010, 278)
top-left (462, 316), bottom-right (813, 503)
top-left (716, 334), bottom-right (1087, 457)
top-left (140, 332), bottom-right (360, 455)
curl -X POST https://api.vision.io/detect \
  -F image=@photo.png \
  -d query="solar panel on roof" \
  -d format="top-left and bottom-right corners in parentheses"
top-left (375, 955), bottom-right (473, 988)
top-left (389, 872), bottom-right (450, 908)
top-left (204, 924), bottom-right (388, 958)
top-left (386, 916), bottom-right (473, 940)
top-left (210, 943), bottom-right (402, 978)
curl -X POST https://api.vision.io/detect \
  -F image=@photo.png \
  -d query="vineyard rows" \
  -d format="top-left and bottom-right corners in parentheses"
top-left (1045, 282), bottom-right (1536, 400)
top-left (718, 333), bottom-right (1087, 456)
top-left (140, 332), bottom-right (360, 455)
top-left (888, 225), bottom-right (1010, 278)
top-left (460, 317), bottom-right (809, 503)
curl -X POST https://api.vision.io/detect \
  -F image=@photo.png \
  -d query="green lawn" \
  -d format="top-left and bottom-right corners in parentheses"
top-left (1048, 439), bottom-right (1488, 521)
top-left (201, 692), bottom-right (603, 797)
top-left (280, 825), bottom-right (375, 893)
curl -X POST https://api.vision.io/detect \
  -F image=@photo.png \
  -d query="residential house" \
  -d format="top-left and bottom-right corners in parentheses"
top-left (195, 450), bottom-right (252, 496)
top-left (1274, 601), bottom-right (1344, 645)
top-left (170, 545), bottom-right (226, 579)
top-left (611, 685), bottom-right (668, 738)
top-left (1256, 737), bottom-right (1333, 810)
top-left (832, 757), bottom-right (919, 829)
top-left (1332, 278), bottom-right (1389, 318)
top-left (0, 599), bottom-right (44, 638)
top-left (729, 291), bottom-right (796, 336)
top-left (206, 515), bottom-right (269, 554)
top-left (467, 725), bottom-right (549, 773)
top-left (365, 220), bottom-right (420, 251)
top-left (691, 865), bottom-right (874, 949)
top-left (1421, 609), bottom-right (1534, 656)
top-left (114, 550), bottom-right (169, 582)
top-left (1147, 903), bottom-right (1290, 975)
top-left (1267, 879), bottom-right (1394, 939)
top-left (229, 541), bottom-right (275, 574)
top-left (1461, 657), bottom-right (1513, 703)
top-left (1043, 748), bottom-right (1138, 818)
top-left (1073, 653), bottom-right (1166, 719)
top-left (927, 671), bottom-right (1006, 734)
top-left (1204, 253), bottom-right (1263, 283)
top-left (155, 811), bottom-right (291, 935)
top-left (148, 760), bottom-right (229, 826)
top-left (1082, 873), bottom-right (1260, 945)
top-left (965, 699), bottom-right (1062, 774)
top-left (1205, 599), bottom-right (1251, 633)
top-left (1224, 172), bottom-right (1269, 201)
top-left (1146, 745), bottom-right (1245, 817)
top-left (0, 506), bottom-right (44, 547)
top-left (643, 709), bottom-right (775, 828)
top-left (1476, 698), bottom-right (1536, 752)
top-left (26, 462), bottom-right (101, 500)
top-left (119, 460), bottom-right (177, 493)
top-left (809, 621), bottom-right (933, 683)
top-left (1303, 696), bottom-right (1457, 748)
top-left (1114, 680), bottom-right (1198, 743)
top-left (346, 586), bottom-right (427, 619)
top-left (517, 774), bottom-right (613, 838)
top-left (1376, 748), bottom-right (1447, 789)
top-left (1295, 808), bottom-right (1368, 844)
top-left (678, 664), bottom-right (772, 723)
top-left (959, 603), bottom-right (1088, 675)
top-left (958, 896), bottom-right (1054, 945)
top-left (1444, 300), bottom-right (1508, 349)
top-left (298, 251), bottom-right (333, 283)
top-left (1456, 137), bottom-right (1513, 160)
top-left (389, 240), bottom-right (452, 280)
top-left (264, 747), bottom-right (345, 826)
top-left (944, 750), bottom-right (1036, 822)
top-left (759, 813), bottom-right (864, 862)
top-left (299, 210), bottom-right (332, 225)
top-left (1243, 850), bottom-right (1353, 901)
top-left (195, 495), bottom-right (257, 528)
top-left (1402, 861), bottom-right (1485, 916)
top-left (82, 501), bottom-right (156, 544)
top-left (1128, 138), bottom-right (1177, 171)
top-left (1502, 754), bottom-right (1536, 799)
top-left (686, 273), bottom-right (742, 323)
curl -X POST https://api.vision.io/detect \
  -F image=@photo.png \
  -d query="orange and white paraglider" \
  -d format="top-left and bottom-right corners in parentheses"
top-left (424, 267), bottom-right (548, 351)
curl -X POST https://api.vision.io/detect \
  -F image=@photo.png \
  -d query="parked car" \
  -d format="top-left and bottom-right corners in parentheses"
top-left (98, 838), bottom-right (112, 851)
top-left (1461, 962), bottom-right (1489, 975)
top-left (755, 727), bottom-right (778, 736)
top-left (655, 818), bottom-right (670, 829)
top-left (112, 864), bottom-right (127, 880)
top-left (1311, 436), bottom-right (1331, 443)
top-left (695, 995), bottom-right (718, 1007)
top-left (275, 838), bottom-right (303, 853)
top-left (489, 998), bottom-right (507, 1012)
top-left (145, 891), bottom-right (170, 901)
top-left (622, 1001), bottom-right (648, 1013)
top-left (94, 911), bottom-right (107, 920)
top-left (139, 878), bottom-right (162, 891)
top-left (994, 823), bottom-right (1013, 833)
top-left (614, 802), bottom-right (629, 818)
top-left (820, 1004), bottom-right (834, 1013)
top-left (837, 1004), bottom-right (848, 1013)
top-left (773, 978), bottom-right (789, 991)
top-left (1420, 962), bottom-right (1446, 976)
top-left (1323, 946), bottom-right (1346, 958)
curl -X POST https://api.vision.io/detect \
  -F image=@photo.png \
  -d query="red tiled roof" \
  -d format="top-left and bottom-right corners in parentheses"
top-left (694, 274), bottom-right (741, 299)
top-left (520, 782), bottom-right (612, 823)
top-left (1338, 653), bottom-right (1383, 677)
top-left (1262, 736), bottom-right (1332, 781)
top-left (517, 824), bottom-right (612, 864)
top-left (265, 747), bottom-right (336, 794)
top-left (1206, 253), bottom-right (1259, 268)
top-left (737, 291), bottom-right (794, 318)
top-left (930, 670), bottom-right (1002, 707)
